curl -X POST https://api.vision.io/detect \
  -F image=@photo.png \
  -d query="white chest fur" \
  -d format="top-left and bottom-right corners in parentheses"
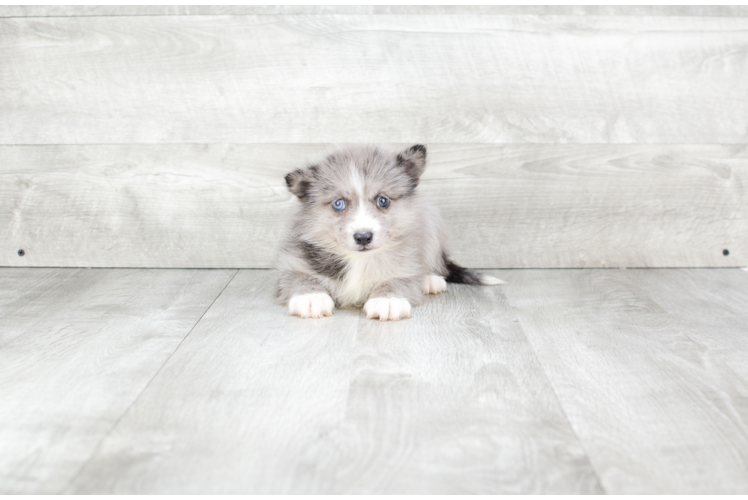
top-left (335, 253), bottom-right (396, 306)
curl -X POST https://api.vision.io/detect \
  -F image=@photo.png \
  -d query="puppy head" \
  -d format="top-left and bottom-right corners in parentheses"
top-left (285, 144), bottom-right (427, 255)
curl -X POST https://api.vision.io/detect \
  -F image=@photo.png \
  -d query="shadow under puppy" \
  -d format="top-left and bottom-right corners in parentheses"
top-left (275, 144), bottom-right (503, 320)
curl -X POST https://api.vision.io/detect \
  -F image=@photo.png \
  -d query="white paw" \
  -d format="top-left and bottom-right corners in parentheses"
top-left (422, 274), bottom-right (447, 294)
top-left (364, 297), bottom-right (412, 321)
top-left (288, 293), bottom-right (335, 319)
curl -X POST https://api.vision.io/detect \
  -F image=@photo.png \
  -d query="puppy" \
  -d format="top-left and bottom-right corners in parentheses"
top-left (274, 144), bottom-right (504, 320)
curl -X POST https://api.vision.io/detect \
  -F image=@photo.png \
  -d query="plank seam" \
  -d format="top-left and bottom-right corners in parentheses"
top-left (0, 268), bottom-right (71, 349)
top-left (2, 143), bottom-right (748, 146)
top-left (501, 286), bottom-right (609, 494)
top-left (60, 268), bottom-right (239, 493)
top-left (0, 12), bottom-right (746, 19)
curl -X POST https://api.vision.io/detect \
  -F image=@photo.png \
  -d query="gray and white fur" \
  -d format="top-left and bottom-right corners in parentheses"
top-left (274, 144), bottom-right (504, 320)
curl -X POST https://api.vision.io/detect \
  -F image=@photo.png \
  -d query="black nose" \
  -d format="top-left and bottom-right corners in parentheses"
top-left (353, 231), bottom-right (373, 246)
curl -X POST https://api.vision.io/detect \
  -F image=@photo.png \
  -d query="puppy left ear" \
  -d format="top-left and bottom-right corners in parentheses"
top-left (284, 166), bottom-right (316, 200)
top-left (396, 144), bottom-right (427, 185)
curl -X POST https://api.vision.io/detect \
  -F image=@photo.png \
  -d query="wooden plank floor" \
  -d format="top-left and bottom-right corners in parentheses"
top-left (0, 268), bottom-right (236, 494)
top-left (1, 268), bottom-right (747, 494)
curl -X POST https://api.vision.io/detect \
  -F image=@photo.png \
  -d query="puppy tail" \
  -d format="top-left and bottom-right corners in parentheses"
top-left (443, 254), bottom-right (505, 286)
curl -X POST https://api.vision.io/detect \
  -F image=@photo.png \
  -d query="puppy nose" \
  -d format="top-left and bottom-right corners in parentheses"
top-left (353, 231), bottom-right (373, 246)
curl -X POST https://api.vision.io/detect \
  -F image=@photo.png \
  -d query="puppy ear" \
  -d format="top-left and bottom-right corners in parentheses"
top-left (396, 144), bottom-right (427, 185)
top-left (284, 166), bottom-right (316, 199)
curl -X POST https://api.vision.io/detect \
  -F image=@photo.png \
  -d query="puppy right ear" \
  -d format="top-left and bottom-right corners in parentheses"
top-left (396, 144), bottom-right (427, 185)
top-left (284, 166), bottom-right (316, 199)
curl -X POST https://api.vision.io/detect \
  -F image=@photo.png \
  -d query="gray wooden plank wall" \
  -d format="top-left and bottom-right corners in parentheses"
top-left (1, 9), bottom-right (746, 268)
top-left (1, 144), bottom-right (745, 268)
top-left (3, 6), bottom-right (748, 17)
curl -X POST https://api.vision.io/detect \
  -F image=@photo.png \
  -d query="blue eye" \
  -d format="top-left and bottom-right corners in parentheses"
top-left (332, 198), bottom-right (346, 211)
top-left (377, 196), bottom-right (390, 209)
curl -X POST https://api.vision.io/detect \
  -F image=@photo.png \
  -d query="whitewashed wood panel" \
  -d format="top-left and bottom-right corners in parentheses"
top-left (3, 268), bottom-right (746, 493)
top-left (1, 144), bottom-right (745, 268)
top-left (4, 6), bottom-right (748, 17)
top-left (318, 278), bottom-right (601, 493)
top-left (0, 268), bottom-right (235, 494)
top-left (631, 268), bottom-right (748, 381)
top-left (2, 15), bottom-right (748, 144)
top-left (502, 269), bottom-right (748, 494)
top-left (66, 270), bottom-right (602, 494)
top-left (65, 270), bottom-right (363, 494)
top-left (0, 267), bottom-right (76, 348)
top-left (426, 144), bottom-right (747, 268)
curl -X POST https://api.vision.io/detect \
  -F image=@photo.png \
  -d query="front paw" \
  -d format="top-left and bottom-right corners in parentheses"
top-left (288, 293), bottom-right (335, 319)
top-left (364, 297), bottom-right (412, 321)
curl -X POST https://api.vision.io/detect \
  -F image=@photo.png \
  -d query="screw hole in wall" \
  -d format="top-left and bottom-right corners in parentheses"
top-left (723, 249), bottom-right (730, 256)
top-left (18, 249), bottom-right (25, 257)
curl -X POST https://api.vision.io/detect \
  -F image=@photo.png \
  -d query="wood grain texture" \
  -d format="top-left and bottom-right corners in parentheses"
top-left (4, 6), bottom-right (748, 17)
top-left (66, 270), bottom-right (602, 494)
top-left (1, 144), bottom-right (745, 268)
top-left (631, 268), bottom-right (748, 382)
top-left (3, 268), bottom-right (747, 493)
top-left (64, 270), bottom-right (363, 494)
top-left (2, 15), bottom-right (748, 144)
top-left (502, 269), bottom-right (748, 494)
top-left (313, 277), bottom-right (601, 493)
top-left (0, 268), bottom-right (235, 494)
top-left (0, 268), bottom-right (76, 346)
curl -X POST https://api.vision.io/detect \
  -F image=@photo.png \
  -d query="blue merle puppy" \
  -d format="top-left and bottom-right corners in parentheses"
top-left (275, 144), bottom-right (504, 320)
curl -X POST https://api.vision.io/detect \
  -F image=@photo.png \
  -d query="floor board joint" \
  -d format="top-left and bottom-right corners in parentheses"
top-left (60, 269), bottom-right (239, 493)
